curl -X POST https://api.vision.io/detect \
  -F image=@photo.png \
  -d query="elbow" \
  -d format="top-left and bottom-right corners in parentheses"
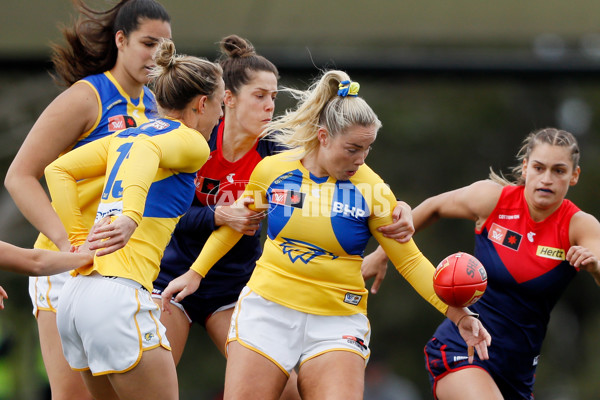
top-left (4, 167), bottom-right (19, 195)
top-left (28, 250), bottom-right (49, 276)
top-left (43, 163), bottom-right (57, 181)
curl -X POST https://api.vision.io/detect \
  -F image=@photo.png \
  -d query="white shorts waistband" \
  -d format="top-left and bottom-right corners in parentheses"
top-left (84, 273), bottom-right (147, 292)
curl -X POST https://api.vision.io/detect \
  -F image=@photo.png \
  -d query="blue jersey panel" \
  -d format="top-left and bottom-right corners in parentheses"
top-left (267, 169), bottom-right (304, 240)
top-left (144, 173), bottom-right (196, 218)
top-left (74, 73), bottom-right (157, 149)
top-left (331, 181), bottom-right (371, 256)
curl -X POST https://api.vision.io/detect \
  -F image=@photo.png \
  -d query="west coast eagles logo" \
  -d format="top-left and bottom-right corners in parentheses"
top-left (280, 238), bottom-right (338, 264)
top-left (144, 332), bottom-right (155, 342)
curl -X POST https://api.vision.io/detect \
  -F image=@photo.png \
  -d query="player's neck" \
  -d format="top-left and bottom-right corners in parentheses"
top-left (221, 123), bottom-right (257, 162)
top-left (109, 66), bottom-right (144, 99)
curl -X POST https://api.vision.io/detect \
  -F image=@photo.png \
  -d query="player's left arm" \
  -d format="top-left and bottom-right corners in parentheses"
top-left (372, 228), bottom-right (491, 361)
top-left (161, 159), bottom-right (271, 309)
top-left (568, 211), bottom-right (600, 285)
top-left (375, 200), bottom-right (415, 242)
top-left (367, 183), bottom-right (447, 313)
top-left (362, 200), bottom-right (414, 294)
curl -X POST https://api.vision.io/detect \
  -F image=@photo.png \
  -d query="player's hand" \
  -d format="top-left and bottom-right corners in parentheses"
top-left (567, 245), bottom-right (598, 272)
top-left (215, 197), bottom-right (265, 236)
top-left (454, 311), bottom-right (491, 364)
top-left (87, 215), bottom-right (138, 256)
top-left (377, 201), bottom-right (415, 243)
top-left (0, 285), bottom-right (7, 310)
top-left (161, 270), bottom-right (203, 314)
top-left (73, 217), bottom-right (109, 255)
top-left (361, 246), bottom-right (389, 294)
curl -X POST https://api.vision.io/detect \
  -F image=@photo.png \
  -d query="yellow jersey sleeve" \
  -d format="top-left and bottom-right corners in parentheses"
top-left (45, 136), bottom-right (111, 245)
top-left (368, 186), bottom-right (448, 315)
top-left (189, 157), bottom-right (270, 276)
top-left (118, 127), bottom-right (210, 225)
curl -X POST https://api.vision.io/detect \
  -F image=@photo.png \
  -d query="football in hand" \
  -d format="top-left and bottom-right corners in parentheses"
top-left (433, 252), bottom-right (487, 307)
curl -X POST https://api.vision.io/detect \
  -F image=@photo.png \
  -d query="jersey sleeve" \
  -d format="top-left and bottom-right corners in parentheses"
top-left (189, 157), bottom-right (271, 276)
top-left (258, 134), bottom-right (288, 157)
top-left (121, 129), bottom-right (210, 225)
top-left (45, 136), bottom-right (111, 245)
top-left (173, 201), bottom-right (217, 233)
top-left (368, 181), bottom-right (449, 315)
top-left (147, 127), bottom-right (210, 173)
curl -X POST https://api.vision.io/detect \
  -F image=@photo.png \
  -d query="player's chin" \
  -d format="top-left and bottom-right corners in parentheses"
top-left (338, 170), bottom-right (356, 180)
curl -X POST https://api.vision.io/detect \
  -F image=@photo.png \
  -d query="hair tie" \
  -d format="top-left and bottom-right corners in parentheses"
top-left (337, 80), bottom-right (360, 97)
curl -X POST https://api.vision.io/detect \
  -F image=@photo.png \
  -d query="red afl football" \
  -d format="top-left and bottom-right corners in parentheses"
top-left (433, 252), bottom-right (487, 307)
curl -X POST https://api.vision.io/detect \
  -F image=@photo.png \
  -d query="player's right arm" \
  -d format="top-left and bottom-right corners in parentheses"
top-left (44, 136), bottom-right (111, 246)
top-left (5, 83), bottom-right (99, 251)
top-left (0, 241), bottom-right (92, 277)
top-left (413, 180), bottom-right (503, 232)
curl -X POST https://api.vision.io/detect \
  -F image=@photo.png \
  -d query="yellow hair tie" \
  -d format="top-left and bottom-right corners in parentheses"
top-left (337, 80), bottom-right (360, 97)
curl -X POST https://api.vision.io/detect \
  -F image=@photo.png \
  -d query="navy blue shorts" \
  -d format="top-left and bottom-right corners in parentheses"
top-left (424, 321), bottom-right (536, 400)
top-left (152, 285), bottom-right (240, 327)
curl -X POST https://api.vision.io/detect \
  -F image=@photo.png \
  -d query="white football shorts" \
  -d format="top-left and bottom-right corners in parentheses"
top-left (227, 286), bottom-right (371, 375)
top-left (57, 273), bottom-right (170, 375)
top-left (29, 271), bottom-right (73, 316)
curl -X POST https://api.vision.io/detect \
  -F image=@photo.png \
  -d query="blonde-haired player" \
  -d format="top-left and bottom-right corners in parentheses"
top-left (41, 39), bottom-right (223, 400)
top-left (162, 70), bottom-right (491, 400)
top-left (4, 1), bottom-right (171, 397)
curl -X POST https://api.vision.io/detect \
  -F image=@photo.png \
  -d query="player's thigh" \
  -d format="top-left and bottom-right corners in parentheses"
top-left (80, 371), bottom-right (119, 400)
top-left (153, 298), bottom-right (190, 365)
top-left (37, 310), bottom-right (93, 400)
top-left (297, 350), bottom-right (365, 400)
top-left (108, 346), bottom-right (178, 400)
top-left (224, 341), bottom-right (288, 400)
top-left (206, 307), bottom-right (234, 356)
top-left (436, 367), bottom-right (503, 400)
top-left (280, 370), bottom-right (301, 400)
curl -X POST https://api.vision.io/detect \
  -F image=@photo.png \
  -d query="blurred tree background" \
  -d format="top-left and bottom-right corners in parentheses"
top-left (2, 1), bottom-right (600, 399)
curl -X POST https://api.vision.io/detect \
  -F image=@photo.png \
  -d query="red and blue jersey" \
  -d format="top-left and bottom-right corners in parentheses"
top-left (425, 184), bottom-right (580, 399)
top-left (154, 120), bottom-right (286, 304)
top-left (473, 184), bottom-right (579, 355)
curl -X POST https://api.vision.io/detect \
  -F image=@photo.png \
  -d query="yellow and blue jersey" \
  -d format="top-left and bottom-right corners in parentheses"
top-left (35, 71), bottom-right (158, 252)
top-left (191, 150), bottom-right (447, 316)
top-left (46, 118), bottom-right (210, 291)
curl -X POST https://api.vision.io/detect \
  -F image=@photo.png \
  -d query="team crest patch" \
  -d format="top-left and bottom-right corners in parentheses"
top-left (197, 177), bottom-right (220, 195)
top-left (488, 223), bottom-right (522, 251)
top-left (144, 332), bottom-right (154, 342)
top-left (280, 238), bottom-right (338, 263)
top-left (536, 246), bottom-right (565, 260)
top-left (271, 189), bottom-right (305, 208)
top-left (108, 115), bottom-right (137, 132)
top-left (343, 293), bottom-right (362, 306)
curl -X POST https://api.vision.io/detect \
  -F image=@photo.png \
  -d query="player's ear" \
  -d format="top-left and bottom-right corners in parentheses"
top-left (115, 30), bottom-right (126, 51)
top-left (570, 165), bottom-right (580, 186)
top-left (197, 95), bottom-right (208, 114)
top-left (223, 90), bottom-right (235, 109)
top-left (317, 127), bottom-right (329, 147)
